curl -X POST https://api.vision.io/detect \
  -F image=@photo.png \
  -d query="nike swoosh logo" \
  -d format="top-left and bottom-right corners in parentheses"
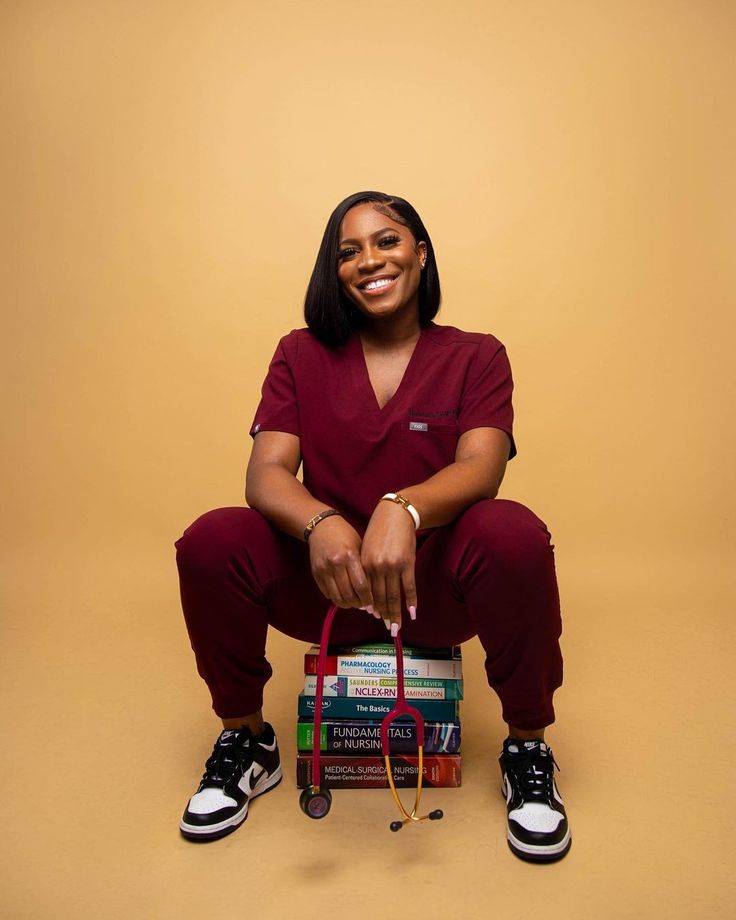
top-left (259, 738), bottom-right (278, 752)
top-left (238, 763), bottom-right (263, 796)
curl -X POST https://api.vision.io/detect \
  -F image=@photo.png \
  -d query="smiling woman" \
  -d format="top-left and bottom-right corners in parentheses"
top-left (174, 190), bottom-right (572, 862)
top-left (304, 191), bottom-right (440, 348)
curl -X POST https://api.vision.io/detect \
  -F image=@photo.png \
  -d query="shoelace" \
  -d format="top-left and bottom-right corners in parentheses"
top-left (506, 746), bottom-right (560, 805)
top-left (201, 731), bottom-right (255, 786)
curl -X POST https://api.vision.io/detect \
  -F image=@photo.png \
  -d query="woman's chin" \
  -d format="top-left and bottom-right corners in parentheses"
top-left (356, 298), bottom-right (415, 323)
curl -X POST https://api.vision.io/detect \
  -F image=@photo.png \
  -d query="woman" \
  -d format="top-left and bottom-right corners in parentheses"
top-left (175, 191), bottom-right (571, 862)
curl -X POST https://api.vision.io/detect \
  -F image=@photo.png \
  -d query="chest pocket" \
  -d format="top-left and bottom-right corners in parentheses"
top-left (399, 418), bottom-right (460, 485)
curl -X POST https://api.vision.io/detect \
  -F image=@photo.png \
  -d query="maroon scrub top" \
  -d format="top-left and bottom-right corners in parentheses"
top-left (249, 321), bottom-right (516, 534)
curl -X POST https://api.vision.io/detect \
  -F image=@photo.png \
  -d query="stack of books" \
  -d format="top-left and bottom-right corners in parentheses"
top-left (296, 642), bottom-right (463, 790)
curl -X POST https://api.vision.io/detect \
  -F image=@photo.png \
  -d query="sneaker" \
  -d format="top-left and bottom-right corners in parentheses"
top-left (180, 723), bottom-right (282, 841)
top-left (499, 737), bottom-right (572, 862)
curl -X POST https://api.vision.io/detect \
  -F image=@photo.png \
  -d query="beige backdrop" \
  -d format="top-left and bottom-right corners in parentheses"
top-left (3, 1), bottom-right (735, 918)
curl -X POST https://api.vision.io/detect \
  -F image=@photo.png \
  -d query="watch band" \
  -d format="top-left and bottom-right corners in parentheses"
top-left (381, 492), bottom-right (421, 530)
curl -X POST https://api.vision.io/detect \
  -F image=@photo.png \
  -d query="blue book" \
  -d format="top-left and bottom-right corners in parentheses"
top-left (297, 691), bottom-right (459, 722)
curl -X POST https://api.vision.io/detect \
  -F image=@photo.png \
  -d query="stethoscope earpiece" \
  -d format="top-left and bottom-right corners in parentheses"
top-left (388, 808), bottom-right (444, 832)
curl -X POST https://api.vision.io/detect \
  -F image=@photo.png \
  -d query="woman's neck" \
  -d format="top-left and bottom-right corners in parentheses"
top-left (359, 310), bottom-right (422, 351)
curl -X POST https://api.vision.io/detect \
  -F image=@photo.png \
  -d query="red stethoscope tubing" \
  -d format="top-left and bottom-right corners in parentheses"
top-left (310, 604), bottom-right (444, 829)
top-left (311, 604), bottom-right (425, 782)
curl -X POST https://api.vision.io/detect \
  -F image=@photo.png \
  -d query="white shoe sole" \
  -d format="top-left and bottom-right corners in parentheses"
top-left (180, 765), bottom-right (283, 841)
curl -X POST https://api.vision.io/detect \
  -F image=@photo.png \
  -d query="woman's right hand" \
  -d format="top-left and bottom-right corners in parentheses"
top-left (308, 516), bottom-right (375, 613)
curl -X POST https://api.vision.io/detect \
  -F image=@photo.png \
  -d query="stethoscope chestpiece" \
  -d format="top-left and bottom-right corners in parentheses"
top-left (299, 785), bottom-right (332, 820)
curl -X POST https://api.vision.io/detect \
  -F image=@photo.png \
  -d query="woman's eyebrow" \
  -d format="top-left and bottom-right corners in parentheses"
top-left (338, 226), bottom-right (399, 246)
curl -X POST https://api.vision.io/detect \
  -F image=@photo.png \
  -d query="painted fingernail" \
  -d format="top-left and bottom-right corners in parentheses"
top-left (366, 605), bottom-right (375, 615)
top-left (359, 606), bottom-right (367, 611)
top-left (409, 605), bottom-right (417, 621)
top-left (390, 622), bottom-right (399, 637)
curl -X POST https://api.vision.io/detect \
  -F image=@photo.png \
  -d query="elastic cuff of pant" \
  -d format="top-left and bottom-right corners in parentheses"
top-left (213, 697), bottom-right (265, 721)
top-left (502, 702), bottom-right (556, 732)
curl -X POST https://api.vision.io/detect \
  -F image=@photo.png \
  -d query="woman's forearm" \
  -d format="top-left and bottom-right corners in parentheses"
top-left (245, 462), bottom-right (332, 541)
top-left (397, 456), bottom-right (501, 531)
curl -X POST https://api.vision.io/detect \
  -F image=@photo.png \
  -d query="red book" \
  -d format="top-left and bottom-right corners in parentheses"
top-left (296, 753), bottom-right (461, 789)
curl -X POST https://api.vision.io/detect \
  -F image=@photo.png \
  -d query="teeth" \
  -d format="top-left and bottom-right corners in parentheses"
top-left (363, 277), bottom-right (395, 291)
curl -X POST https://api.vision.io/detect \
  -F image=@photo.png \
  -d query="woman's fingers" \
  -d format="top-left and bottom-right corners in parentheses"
top-left (369, 572), bottom-right (402, 633)
top-left (401, 564), bottom-right (418, 621)
top-left (346, 555), bottom-right (374, 611)
top-left (384, 571), bottom-right (403, 633)
top-left (321, 565), bottom-right (376, 615)
top-left (369, 573), bottom-right (388, 628)
top-left (319, 573), bottom-right (339, 606)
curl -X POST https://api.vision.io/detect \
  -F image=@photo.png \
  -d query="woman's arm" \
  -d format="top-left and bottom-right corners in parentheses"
top-left (246, 431), bottom-right (375, 611)
top-left (398, 426), bottom-right (511, 528)
top-left (360, 427), bottom-right (510, 628)
top-left (245, 430), bottom-right (327, 540)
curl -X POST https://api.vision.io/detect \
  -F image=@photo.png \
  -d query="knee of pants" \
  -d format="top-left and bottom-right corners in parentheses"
top-left (453, 498), bottom-right (555, 577)
top-left (174, 506), bottom-right (272, 575)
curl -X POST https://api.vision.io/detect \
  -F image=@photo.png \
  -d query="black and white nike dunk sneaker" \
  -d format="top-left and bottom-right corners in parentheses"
top-left (180, 723), bottom-right (282, 842)
top-left (499, 738), bottom-right (572, 862)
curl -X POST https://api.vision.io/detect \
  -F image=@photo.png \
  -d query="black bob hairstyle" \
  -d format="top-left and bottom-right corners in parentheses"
top-left (304, 191), bottom-right (441, 348)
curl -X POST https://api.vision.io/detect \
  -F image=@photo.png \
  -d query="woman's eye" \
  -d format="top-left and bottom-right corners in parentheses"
top-left (337, 236), bottom-right (400, 260)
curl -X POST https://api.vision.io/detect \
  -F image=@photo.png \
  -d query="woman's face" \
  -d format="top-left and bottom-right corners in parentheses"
top-left (337, 203), bottom-right (427, 325)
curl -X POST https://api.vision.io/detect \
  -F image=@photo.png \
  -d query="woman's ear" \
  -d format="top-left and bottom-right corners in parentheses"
top-left (417, 241), bottom-right (427, 269)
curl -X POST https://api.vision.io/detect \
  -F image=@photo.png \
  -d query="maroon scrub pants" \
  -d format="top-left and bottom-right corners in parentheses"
top-left (174, 499), bottom-right (564, 730)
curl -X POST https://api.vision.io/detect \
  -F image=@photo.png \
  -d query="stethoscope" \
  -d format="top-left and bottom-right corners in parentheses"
top-left (299, 604), bottom-right (445, 831)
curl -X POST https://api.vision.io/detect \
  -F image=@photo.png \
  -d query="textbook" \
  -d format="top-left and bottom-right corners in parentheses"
top-left (297, 691), bottom-right (459, 722)
top-left (297, 719), bottom-right (461, 755)
top-left (296, 753), bottom-right (462, 789)
top-left (303, 644), bottom-right (463, 680)
top-left (303, 674), bottom-right (464, 701)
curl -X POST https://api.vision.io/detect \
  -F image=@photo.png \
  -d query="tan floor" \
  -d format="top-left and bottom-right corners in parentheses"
top-left (3, 540), bottom-right (734, 920)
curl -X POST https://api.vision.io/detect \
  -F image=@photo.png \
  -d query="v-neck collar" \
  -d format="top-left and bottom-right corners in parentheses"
top-left (352, 324), bottom-right (430, 415)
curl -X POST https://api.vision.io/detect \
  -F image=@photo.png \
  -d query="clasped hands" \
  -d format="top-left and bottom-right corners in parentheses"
top-left (308, 500), bottom-right (417, 633)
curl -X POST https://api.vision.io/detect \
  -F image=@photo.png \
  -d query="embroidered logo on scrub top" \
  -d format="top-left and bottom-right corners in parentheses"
top-left (408, 408), bottom-right (459, 418)
top-left (409, 421), bottom-right (429, 432)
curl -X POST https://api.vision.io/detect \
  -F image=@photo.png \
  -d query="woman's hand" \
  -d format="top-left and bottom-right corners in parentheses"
top-left (308, 516), bottom-right (375, 613)
top-left (361, 501), bottom-right (418, 633)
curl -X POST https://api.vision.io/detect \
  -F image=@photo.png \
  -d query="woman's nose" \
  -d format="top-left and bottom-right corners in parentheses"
top-left (358, 246), bottom-right (384, 270)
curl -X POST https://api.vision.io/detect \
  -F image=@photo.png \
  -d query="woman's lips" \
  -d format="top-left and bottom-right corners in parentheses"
top-left (357, 275), bottom-right (399, 296)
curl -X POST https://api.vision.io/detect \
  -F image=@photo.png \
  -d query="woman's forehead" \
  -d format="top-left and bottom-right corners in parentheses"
top-left (339, 203), bottom-right (406, 241)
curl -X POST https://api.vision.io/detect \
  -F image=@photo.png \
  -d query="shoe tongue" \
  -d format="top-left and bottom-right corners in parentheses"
top-left (219, 728), bottom-right (250, 746)
top-left (507, 739), bottom-right (548, 755)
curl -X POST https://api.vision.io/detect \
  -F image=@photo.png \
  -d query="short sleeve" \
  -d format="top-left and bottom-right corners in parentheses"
top-left (458, 335), bottom-right (517, 459)
top-left (248, 334), bottom-right (300, 439)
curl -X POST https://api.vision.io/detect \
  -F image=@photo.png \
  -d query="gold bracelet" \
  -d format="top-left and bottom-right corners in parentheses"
top-left (304, 509), bottom-right (341, 542)
top-left (380, 492), bottom-right (421, 529)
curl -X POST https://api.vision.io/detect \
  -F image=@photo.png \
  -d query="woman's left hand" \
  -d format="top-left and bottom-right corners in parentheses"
top-left (360, 500), bottom-right (418, 633)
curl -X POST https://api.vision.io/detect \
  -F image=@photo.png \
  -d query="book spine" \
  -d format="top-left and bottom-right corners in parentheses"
top-left (297, 692), bottom-right (459, 722)
top-left (297, 720), bottom-right (461, 754)
top-left (296, 753), bottom-right (462, 789)
top-left (303, 675), bottom-right (463, 700)
top-left (305, 643), bottom-right (461, 659)
top-left (303, 654), bottom-right (463, 680)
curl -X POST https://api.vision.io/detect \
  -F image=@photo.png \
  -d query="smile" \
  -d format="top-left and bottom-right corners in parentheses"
top-left (358, 275), bottom-right (399, 295)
